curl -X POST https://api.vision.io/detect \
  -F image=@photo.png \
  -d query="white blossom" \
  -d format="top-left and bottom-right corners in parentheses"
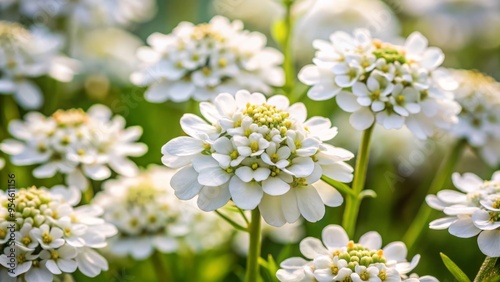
top-left (0, 105), bottom-right (147, 191)
top-left (93, 165), bottom-right (232, 259)
top-left (0, 186), bottom-right (116, 282)
top-left (299, 29), bottom-right (460, 139)
top-left (131, 16), bottom-right (284, 103)
top-left (163, 90), bottom-right (353, 226)
top-left (427, 171), bottom-right (500, 257)
top-left (276, 224), bottom-right (436, 282)
top-left (0, 22), bottom-right (77, 109)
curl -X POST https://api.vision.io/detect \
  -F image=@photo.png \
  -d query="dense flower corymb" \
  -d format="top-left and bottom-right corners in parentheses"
top-left (299, 28), bottom-right (460, 139)
top-left (446, 70), bottom-right (500, 166)
top-left (93, 165), bottom-right (232, 259)
top-left (0, 105), bottom-right (147, 191)
top-left (131, 16), bottom-right (284, 103)
top-left (0, 186), bottom-right (116, 282)
top-left (277, 225), bottom-right (437, 282)
top-left (162, 90), bottom-right (354, 226)
top-left (0, 21), bottom-right (76, 109)
top-left (427, 171), bottom-right (500, 257)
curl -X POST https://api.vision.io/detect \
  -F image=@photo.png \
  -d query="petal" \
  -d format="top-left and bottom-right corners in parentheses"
top-left (298, 65), bottom-right (321, 85)
top-left (321, 162), bottom-right (354, 183)
top-left (436, 190), bottom-right (467, 204)
top-left (197, 184), bottom-right (231, 211)
top-left (314, 180), bottom-right (343, 207)
top-left (259, 195), bottom-right (286, 227)
top-left (15, 81), bottom-right (43, 109)
top-left (452, 172), bottom-right (483, 193)
top-left (198, 167), bottom-right (230, 186)
top-left (383, 241), bottom-right (408, 262)
top-left (322, 224), bottom-right (349, 249)
top-left (449, 217), bottom-right (481, 238)
top-left (235, 167), bottom-right (254, 182)
top-left (429, 217), bottom-right (457, 230)
top-left (405, 32), bottom-right (428, 55)
top-left (286, 157), bottom-right (314, 177)
top-left (477, 230), bottom-right (500, 257)
top-left (359, 231), bottom-right (382, 250)
top-left (168, 81), bottom-right (195, 102)
top-left (33, 163), bottom-right (58, 178)
top-left (349, 108), bottom-right (374, 130)
top-left (170, 166), bottom-right (202, 200)
top-left (165, 137), bottom-right (204, 156)
top-left (214, 93), bottom-right (237, 117)
top-left (281, 190), bottom-right (301, 223)
top-left (300, 237), bottom-right (329, 259)
top-left (262, 176), bottom-right (290, 196)
top-left (82, 164), bottom-right (111, 180)
top-left (229, 177), bottom-right (263, 210)
top-left (336, 91), bottom-right (361, 112)
top-left (296, 186), bottom-right (325, 222)
top-left (144, 81), bottom-right (171, 103)
top-left (180, 114), bottom-right (215, 138)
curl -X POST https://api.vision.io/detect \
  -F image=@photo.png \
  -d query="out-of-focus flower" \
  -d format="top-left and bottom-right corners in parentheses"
top-left (0, 186), bottom-right (117, 281)
top-left (293, 0), bottom-right (401, 62)
top-left (401, 0), bottom-right (500, 50)
top-left (0, 158), bottom-right (4, 170)
top-left (0, 105), bottom-right (147, 191)
top-left (4, 0), bottom-right (156, 28)
top-left (276, 224), bottom-right (436, 282)
top-left (162, 90), bottom-right (353, 226)
top-left (0, 21), bottom-right (77, 109)
top-left (445, 70), bottom-right (500, 166)
top-left (299, 29), bottom-right (460, 139)
top-left (131, 16), bottom-right (284, 103)
top-left (427, 171), bottom-right (500, 257)
top-left (93, 165), bottom-right (232, 259)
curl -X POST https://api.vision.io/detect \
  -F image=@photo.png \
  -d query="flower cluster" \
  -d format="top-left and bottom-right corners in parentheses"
top-left (277, 225), bottom-right (437, 282)
top-left (162, 90), bottom-right (354, 226)
top-left (299, 29), bottom-right (460, 139)
top-left (0, 21), bottom-right (76, 109)
top-left (131, 16), bottom-right (284, 103)
top-left (93, 165), bottom-right (232, 259)
top-left (0, 186), bottom-right (117, 282)
top-left (427, 171), bottom-right (500, 257)
top-left (446, 70), bottom-right (500, 166)
top-left (0, 105), bottom-right (147, 191)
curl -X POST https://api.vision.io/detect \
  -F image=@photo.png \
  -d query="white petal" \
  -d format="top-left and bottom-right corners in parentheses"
top-left (171, 166), bottom-right (202, 200)
top-left (262, 177), bottom-right (290, 196)
top-left (321, 162), bottom-right (354, 183)
top-left (314, 181), bottom-right (343, 207)
top-left (298, 65), bottom-right (321, 85)
top-left (168, 81), bottom-right (195, 102)
top-left (165, 137), bottom-right (204, 156)
top-left (436, 190), bottom-right (466, 204)
top-left (229, 177), bottom-right (263, 210)
top-left (82, 164), bottom-right (111, 180)
top-left (235, 167), bottom-right (254, 182)
top-left (449, 217), bottom-right (481, 238)
top-left (429, 217), bottom-right (457, 230)
top-left (197, 184), bottom-right (231, 211)
top-left (300, 237), bottom-right (329, 259)
top-left (144, 81), bottom-right (171, 103)
top-left (33, 163), bottom-right (58, 178)
top-left (452, 172), bottom-right (483, 193)
top-left (349, 108), bottom-right (374, 130)
top-left (180, 114), bottom-right (215, 138)
top-left (296, 186), bottom-right (325, 222)
top-left (383, 241), bottom-right (407, 262)
top-left (336, 91), bottom-right (361, 112)
top-left (259, 195), bottom-right (286, 227)
top-left (15, 81), bottom-right (43, 109)
top-left (359, 231), bottom-right (382, 250)
top-left (321, 225), bottom-right (349, 249)
top-left (477, 230), bottom-right (500, 257)
top-left (281, 190), bottom-right (301, 223)
top-left (286, 157), bottom-right (314, 177)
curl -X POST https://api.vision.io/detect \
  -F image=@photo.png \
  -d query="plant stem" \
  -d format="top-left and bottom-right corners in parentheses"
top-left (245, 209), bottom-right (262, 282)
top-left (403, 139), bottom-right (467, 250)
top-left (283, 0), bottom-right (295, 95)
top-left (342, 125), bottom-right (375, 238)
top-left (474, 256), bottom-right (500, 282)
top-left (215, 210), bottom-right (248, 232)
top-left (151, 251), bottom-right (172, 282)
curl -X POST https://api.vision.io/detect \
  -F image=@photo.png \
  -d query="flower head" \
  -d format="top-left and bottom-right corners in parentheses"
top-left (0, 21), bottom-right (77, 109)
top-left (276, 224), bottom-right (436, 282)
top-left (0, 186), bottom-right (116, 281)
top-left (427, 171), bottom-right (500, 257)
top-left (162, 90), bottom-right (353, 226)
top-left (0, 105), bottom-right (147, 191)
top-left (131, 16), bottom-right (284, 103)
top-left (446, 70), bottom-right (500, 166)
top-left (92, 165), bottom-right (231, 259)
top-left (299, 29), bottom-right (460, 139)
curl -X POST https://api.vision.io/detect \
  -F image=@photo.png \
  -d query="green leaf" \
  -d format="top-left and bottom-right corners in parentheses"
top-left (440, 252), bottom-right (471, 282)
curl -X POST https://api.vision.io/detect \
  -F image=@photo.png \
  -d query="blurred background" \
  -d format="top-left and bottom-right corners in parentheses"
top-left (1, 0), bottom-right (500, 281)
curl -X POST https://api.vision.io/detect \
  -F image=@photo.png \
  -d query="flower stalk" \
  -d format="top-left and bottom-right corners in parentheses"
top-left (474, 256), bottom-right (500, 282)
top-left (403, 139), bottom-right (467, 250)
top-left (152, 251), bottom-right (172, 282)
top-left (342, 124), bottom-right (375, 237)
top-left (282, 0), bottom-right (295, 95)
top-left (245, 209), bottom-right (262, 282)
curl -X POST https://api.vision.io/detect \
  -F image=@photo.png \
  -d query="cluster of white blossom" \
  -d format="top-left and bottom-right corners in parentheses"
top-left (446, 70), bottom-right (500, 166)
top-left (277, 225), bottom-right (437, 282)
top-left (0, 105), bottom-right (147, 191)
top-left (162, 90), bottom-right (354, 226)
top-left (0, 186), bottom-right (117, 282)
top-left (299, 29), bottom-right (460, 139)
top-left (1, 0), bottom-right (156, 28)
top-left (427, 171), bottom-right (500, 257)
top-left (0, 21), bottom-right (77, 109)
top-left (93, 165), bottom-right (232, 259)
top-left (131, 16), bottom-right (284, 103)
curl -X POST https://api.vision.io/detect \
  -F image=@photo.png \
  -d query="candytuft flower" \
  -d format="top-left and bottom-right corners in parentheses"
top-left (427, 171), bottom-right (500, 257)
top-left (0, 186), bottom-right (117, 281)
top-left (131, 16), bottom-right (284, 103)
top-left (0, 21), bottom-right (77, 109)
top-left (446, 70), bottom-right (500, 166)
top-left (276, 224), bottom-right (437, 282)
top-left (162, 90), bottom-right (354, 226)
top-left (0, 105), bottom-right (147, 191)
top-left (299, 29), bottom-right (460, 139)
top-left (93, 165), bottom-right (232, 259)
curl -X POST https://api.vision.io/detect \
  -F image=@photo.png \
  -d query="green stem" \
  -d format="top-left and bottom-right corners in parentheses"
top-left (215, 210), bottom-right (248, 232)
top-left (83, 183), bottom-right (94, 205)
top-left (474, 256), bottom-right (500, 282)
top-left (151, 251), bottom-right (172, 282)
top-left (283, 0), bottom-right (295, 95)
top-left (321, 176), bottom-right (355, 197)
top-left (245, 209), bottom-right (262, 282)
top-left (342, 124), bottom-right (374, 238)
top-left (403, 139), bottom-right (467, 249)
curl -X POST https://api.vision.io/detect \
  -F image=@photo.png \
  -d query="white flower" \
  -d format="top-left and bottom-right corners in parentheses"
top-left (445, 70), bottom-right (500, 167)
top-left (427, 171), bottom-right (500, 257)
top-left (0, 22), bottom-right (77, 109)
top-left (163, 90), bottom-right (354, 226)
top-left (0, 186), bottom-right (116, 281)
top-left (93, 165), bottom-right (232, 259)
top-left (131, 16), bottom-right (284, 103)
top-left (277, 225), bottom-right (435, 282)
top-left (0, 105), bottom-right (147, 191)
top-left (299, 29), bottom-right (460, 139)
